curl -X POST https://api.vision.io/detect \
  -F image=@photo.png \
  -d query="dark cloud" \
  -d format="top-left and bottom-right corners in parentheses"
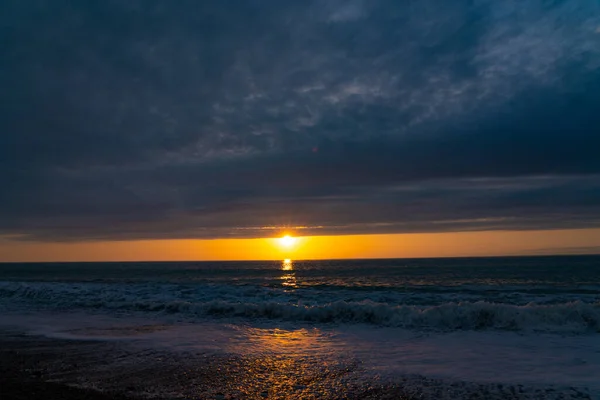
top-left (1, 0), bottom-right (600, 241)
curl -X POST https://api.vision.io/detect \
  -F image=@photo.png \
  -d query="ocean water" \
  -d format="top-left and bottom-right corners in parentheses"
top-left (2, 256), bottom-right (600, 333)
top-left (1, 255), bottom-right (600, 398)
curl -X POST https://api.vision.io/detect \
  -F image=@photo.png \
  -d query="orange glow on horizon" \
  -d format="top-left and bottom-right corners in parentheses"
top-left (1, 228), bottom-right (600, 262)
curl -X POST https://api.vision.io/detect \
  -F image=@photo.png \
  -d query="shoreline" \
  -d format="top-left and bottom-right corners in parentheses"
top-left (0, 330), bottom-right (401, 400)
top-left (0, 328), bottom-right (594, 400)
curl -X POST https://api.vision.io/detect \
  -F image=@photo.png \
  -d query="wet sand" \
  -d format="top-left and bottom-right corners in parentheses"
top-left (0, 330), bottom-right (403, 399)
top-left (0, 330), bottom-right (592, 399)
top-left (0, 376), bottom-right (134, 400)
top-left (0, 340), bottom-right (134, 400)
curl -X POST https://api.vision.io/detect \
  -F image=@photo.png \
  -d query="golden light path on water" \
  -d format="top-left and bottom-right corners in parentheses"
top-left (214, 262), bottom-right (363, 398)
top-left (281, 258), bottom-right (297, 287)
top-left (282, 258), bottom-right (293, 270)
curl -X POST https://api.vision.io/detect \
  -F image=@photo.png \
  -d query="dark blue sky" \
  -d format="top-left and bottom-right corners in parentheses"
top-left (2, 0), bottom-right (600, 241)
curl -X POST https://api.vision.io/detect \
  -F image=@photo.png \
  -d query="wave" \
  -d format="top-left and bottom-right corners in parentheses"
top-left (1, 282), bottom-right (599, 333)
top-left (181, 299), bottom-right (600, 333)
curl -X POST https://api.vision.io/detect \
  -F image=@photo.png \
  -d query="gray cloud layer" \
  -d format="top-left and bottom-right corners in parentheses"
top-left (1, 0), bottom-right (600, 240)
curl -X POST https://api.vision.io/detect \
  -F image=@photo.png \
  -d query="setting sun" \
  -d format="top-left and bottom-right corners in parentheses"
top-left (278, 235), bottom-right (297, 248)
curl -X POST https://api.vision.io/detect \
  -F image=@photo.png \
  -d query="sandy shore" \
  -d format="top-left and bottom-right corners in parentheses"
top-left (0, 329), bottom-right (592, 400)
top-left (0, 376), bottom-right (134, 400)
top-left (0, 330), bottom-right (404, 400)
top-left (0, 348), bottom-right (134, 399)
top-left (0, 332), bottom-right (137, 400)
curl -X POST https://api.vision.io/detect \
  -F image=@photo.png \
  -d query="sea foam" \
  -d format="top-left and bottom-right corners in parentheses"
top-left (1, 281), bottom-right (598, 334)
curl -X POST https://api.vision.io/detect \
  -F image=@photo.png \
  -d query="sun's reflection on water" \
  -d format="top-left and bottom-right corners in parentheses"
top-left (190, 259), bottom-right (361, 397)
top-left (281, 259), bottom-right (297, 288)
top-left (244, 327), bottom-right (335, 355)
top-left (282, 259), bottom-right (293, 271)
top-left (222, 325), bottom-right (356, 398)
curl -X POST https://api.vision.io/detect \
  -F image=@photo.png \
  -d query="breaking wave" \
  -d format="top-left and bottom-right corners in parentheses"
top-left (1, 281), bottom-right (598, 334)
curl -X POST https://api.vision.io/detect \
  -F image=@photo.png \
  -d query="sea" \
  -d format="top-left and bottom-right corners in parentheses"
top-left (1, 255), bottom-right (599, 399)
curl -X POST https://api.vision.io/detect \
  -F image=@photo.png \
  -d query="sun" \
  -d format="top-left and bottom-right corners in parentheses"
top-left (278, 235), bottom-right (297, 248)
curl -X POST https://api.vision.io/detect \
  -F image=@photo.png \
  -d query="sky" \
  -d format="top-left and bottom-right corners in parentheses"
top-left (1, 0), bottom-right (600, 261)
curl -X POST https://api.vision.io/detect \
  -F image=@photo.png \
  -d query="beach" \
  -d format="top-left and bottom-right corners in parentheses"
top-left (0, 329), bottom-right (412, 400)
top-left (0, 315), bottom-right (596, 399)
